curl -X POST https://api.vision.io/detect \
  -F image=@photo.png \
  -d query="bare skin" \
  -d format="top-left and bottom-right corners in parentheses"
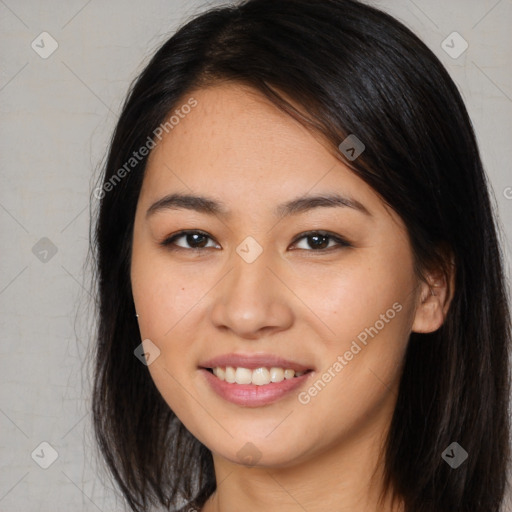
top-left (130, 83), bottom-right (453, 512)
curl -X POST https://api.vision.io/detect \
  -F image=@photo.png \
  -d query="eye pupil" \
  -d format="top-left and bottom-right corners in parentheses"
top-left (309, 234), bottom-right (329, 249)
top-left (188, 233), bottom-right (208, 248)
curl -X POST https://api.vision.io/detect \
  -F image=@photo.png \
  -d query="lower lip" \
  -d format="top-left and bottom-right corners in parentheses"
top-left (200, 368), bottom-right (313, 407)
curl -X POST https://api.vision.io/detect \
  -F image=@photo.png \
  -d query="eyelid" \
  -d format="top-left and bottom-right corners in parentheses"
top-left (160, 230), bottom-right (220, 250)
top-left (160, 229), bottom-right (352, 252)
top-left (290, 230), bottom-right (352, 250)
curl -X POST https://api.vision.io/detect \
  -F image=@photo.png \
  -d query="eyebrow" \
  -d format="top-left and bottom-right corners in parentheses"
top-left (146, 192), bottom-right (372, 219)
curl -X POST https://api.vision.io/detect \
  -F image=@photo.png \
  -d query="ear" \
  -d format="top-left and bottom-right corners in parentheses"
top-left (411, 258), bottom-right (455, 334)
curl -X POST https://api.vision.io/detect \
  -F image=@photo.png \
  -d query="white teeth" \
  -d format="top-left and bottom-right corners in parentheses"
top-left (235, 367), bottom-right (252, 384)
top-left (270, 367), bottom-right (284, 383)
top-left (252, 367), bottom-right (270, 385)
top-left (284, 369), bottom-right (295, 380)
top-left (210, 366), bottom-right (308, 385)
top-left (225, 366), bottom-right (236, 383)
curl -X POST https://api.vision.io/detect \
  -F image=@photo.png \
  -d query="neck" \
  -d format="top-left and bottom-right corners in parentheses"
top-left (201, 420), bottom-right (403, 512)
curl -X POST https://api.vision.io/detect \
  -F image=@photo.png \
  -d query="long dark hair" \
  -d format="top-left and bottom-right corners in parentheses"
top-left (90, 0), bottom-right (511, 510)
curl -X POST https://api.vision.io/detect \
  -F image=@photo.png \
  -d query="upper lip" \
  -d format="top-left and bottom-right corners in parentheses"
top-left (199, 353), bottom-right (314, 372)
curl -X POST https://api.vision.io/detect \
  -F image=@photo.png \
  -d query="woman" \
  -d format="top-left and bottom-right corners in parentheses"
top-left (90, 0), bottom-right (511, 510)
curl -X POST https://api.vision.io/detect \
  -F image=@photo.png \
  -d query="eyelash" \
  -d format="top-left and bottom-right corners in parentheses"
top-left (159, 230), bottom-right (352, 253)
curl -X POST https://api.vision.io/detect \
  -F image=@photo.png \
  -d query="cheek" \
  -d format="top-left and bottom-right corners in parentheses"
top-left (309, 256), bottom-right (415, 399)
top-left (130, 250), bottom-right (204, 340)
top-left (296, 255), bottom-right (414, 347)
top-left (130, 255), bottom-right (208, 428)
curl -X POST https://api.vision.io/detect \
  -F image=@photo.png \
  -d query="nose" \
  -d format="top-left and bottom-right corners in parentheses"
top-left (209, 244), bottom-right (295, 340)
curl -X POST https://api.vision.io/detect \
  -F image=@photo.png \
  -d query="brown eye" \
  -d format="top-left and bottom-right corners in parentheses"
top-left (161, 230), bottom-right (219, 250)
top-left (160, 229), bottom-right (351, 253)
top-left (291, 231), bottom-right (351, 251)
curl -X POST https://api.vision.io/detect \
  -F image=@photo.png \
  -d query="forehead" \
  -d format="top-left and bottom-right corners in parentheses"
top-left (148, 83), bottom-right (331, 171)
top-left (141, 83), bottom-right (386, 219)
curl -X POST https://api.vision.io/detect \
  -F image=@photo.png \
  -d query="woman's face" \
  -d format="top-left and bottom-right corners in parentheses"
top-left (130, 83), bottom-right (428, 468)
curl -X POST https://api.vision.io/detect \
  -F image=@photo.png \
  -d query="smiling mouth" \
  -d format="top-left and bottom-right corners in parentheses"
top-left (204, 366), bottom-right (313, 385)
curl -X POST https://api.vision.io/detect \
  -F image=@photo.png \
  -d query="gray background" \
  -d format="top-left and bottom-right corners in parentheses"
top-left (0, 0), bottom-right (511, 510)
